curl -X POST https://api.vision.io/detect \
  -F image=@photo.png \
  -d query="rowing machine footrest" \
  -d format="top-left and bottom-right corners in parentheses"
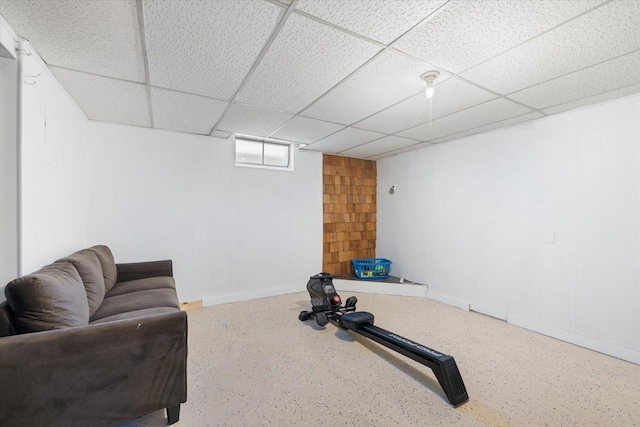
top-left (341, 311), bottom-right (374, 331)
top-left (312, 304), bottom-right (331, 313)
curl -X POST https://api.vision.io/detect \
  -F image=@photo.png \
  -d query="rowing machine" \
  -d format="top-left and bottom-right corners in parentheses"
top-left (298, 272), bottom-right (469, 407)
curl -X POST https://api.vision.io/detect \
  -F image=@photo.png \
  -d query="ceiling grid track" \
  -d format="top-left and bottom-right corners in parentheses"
top-left (540, 80), bottom-right (640, 114)
top-left (294, 0), bottom-right (452, 119)
top-left (300, 75), bottom-right (500, 151)
top-left (208, 0), bottom-right (299, 137)
top-left (389, 48), bottom-right (542, 118)
top-left (48, 64), bottom-right (143, 85)
top-left (49, 64), bottom-right (235, 109)
top-left (293, 9), bottom-right (387, 48)
top-left (400, 0), bottom-right (618, 117)
top-left (375, 111), bottom-right (542, 157)
top-left (136, 0), bottom-right (154, 128)
top-left (148, 85), bottom-right (226, 103)
top-left (294, 0), bottom-right (618, 151)
top-left (4, 0), bottom-right (638, 159)
top-left (503, 46), bottom-right (640, 99)
top-left (454, 0), bottom-right (616, 77)
top-left (267, 0), bottom-right (452, 143)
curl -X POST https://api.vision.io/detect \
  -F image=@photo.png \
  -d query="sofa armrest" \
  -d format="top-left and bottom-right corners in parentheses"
top-left (0, 310), bottom-right (187, 426)
top-left (116, 259), bottom-right (173, 283)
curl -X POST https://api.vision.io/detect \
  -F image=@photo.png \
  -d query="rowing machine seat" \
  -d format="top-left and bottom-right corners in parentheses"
top-left (340, 311), bottom-right (374, 331)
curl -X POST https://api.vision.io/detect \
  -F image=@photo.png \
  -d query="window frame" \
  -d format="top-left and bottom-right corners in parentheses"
top-left (233, 135), bottom-right (294, 172)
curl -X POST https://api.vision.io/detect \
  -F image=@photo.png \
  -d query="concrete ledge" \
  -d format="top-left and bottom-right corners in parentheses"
top-left (333, 279), bottom-right (427, 298)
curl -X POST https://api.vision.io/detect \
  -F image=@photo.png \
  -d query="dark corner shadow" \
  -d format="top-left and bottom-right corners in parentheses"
top-left (346, 332), bottom-right (449, 404)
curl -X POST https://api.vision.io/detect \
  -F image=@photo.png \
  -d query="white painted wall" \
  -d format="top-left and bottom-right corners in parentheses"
top-left (378, 93), bottom-right (640, 363)
top-left (0, 56), bottom-right (18, 300)
top-left (0, 18), bottom-right (18, 301)
top-left (86, 122), bottom-right (322, 303)
top-left (19, 47), bottom-right (88, 274)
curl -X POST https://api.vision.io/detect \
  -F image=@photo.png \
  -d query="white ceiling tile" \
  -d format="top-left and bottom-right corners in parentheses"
top-left (302, 49), bottom-right (448, 125)
top-left (236, 13), bottom-right (381, 113)
top-left (295, 0), bottom-right (444, 44)
top-left (143, 0), bottom-right (282, 100)
top-left (7, 0), bottom-right (632, 147)
top-left (429, 112), bottom-right (544, 144)
top-left (461, 1), bottom-right (640, 95)
top-left (270, 117), bottom-right (344, 144)
top-left (51, 67), bottom-right (149, 127)
top-left (340, 135), bottom-right (418, 158)
top-left (0, 0), bottom-right (145, 81)
top-left (509, 51), bottom-right (640, 110)
top-left (397, 98), bottom-right (532, 141)
top-left (369, 142), bottom-right (433, 160)
top-left (306, 127), bottom-right (385, 154)
top-left (354, 77), bottom-right (496, 134)
top-left (394, 0), bottom-right (604, 73)
top-left (542, 84), bottom-right (640, 116)
top-left (151, 88), bottom-right (227, 135)
top-left (217, 104), bottom-right (293, 137)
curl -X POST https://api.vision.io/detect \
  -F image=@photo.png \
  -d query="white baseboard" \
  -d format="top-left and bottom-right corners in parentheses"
top-left (508, 314), bottom-right (640, 365)
top-left (202, 284), bottom-right (301, 307)
top-left (332, 279), bottom-right (428, 297)
top-left (426, 291), bottom-right (470, 311)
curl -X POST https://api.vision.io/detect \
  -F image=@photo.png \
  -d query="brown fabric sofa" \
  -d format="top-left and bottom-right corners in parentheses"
top-left (0, 245), bottom-right (187, 426)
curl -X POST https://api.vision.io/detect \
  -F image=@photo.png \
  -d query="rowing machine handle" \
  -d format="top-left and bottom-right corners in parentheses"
top-left (309, 272), bottom-right (333, 280)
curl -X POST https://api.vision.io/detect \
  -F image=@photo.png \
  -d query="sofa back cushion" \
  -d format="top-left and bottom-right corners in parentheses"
top-left (0, 301), bottom-right (17, 337)
top-left (4, 261), bottom-right (90, 333)
top-left (87, 245), bottom-right (118, 293)
top-left (59, 250), bottom-right (105, 316)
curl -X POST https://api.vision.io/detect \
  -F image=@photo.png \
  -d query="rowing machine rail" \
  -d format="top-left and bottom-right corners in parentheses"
top-left (300, 273), bottom-right (469, 406)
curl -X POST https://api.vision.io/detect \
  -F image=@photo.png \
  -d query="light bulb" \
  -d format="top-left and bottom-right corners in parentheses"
top-left (426, 84), bottom-right (434, 98)
top-left (421, 70), bottom-right (439, 99)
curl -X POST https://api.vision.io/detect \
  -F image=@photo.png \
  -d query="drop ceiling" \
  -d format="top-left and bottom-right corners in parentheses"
top-left (1, 0), bottom-right (639, 160)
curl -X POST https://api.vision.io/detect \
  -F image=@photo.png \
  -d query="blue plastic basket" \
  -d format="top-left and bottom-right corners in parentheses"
top-left (352, 258), bottom-right (392, 280)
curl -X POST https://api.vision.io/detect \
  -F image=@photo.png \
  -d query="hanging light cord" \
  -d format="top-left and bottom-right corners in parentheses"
top-left (421, 70), bottom-right (440, 133)
top-left (429, 95), bottom-right (432, 130)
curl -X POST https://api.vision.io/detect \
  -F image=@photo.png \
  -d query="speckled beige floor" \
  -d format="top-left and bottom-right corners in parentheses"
top-left (120, 292), bottom-right (640, 426)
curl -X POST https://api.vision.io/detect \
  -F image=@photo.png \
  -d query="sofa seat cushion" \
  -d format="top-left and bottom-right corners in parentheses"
top-left (89, 307), bottom-right (178, 324)
top-left (90, 287), bottom-right (180, 322)
top-left (58, 250), bottom-right (105, 316)
top-left (105, 276), bottom-right (175, 298)
top-left (5, 261), bottom-right (90, 333)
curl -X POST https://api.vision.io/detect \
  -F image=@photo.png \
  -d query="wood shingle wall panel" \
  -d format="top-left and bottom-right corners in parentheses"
top-left (322, 154), bottom-right (376, 275)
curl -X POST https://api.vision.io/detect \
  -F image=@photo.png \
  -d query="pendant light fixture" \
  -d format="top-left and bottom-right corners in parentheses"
top-left (421, 71), bottom-right (439, 97)
top-left (421, 71), bottom-right (440, 130)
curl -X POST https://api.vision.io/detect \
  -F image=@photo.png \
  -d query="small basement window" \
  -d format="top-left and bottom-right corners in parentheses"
top-left (235, 136), bottom-right (293, 171)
